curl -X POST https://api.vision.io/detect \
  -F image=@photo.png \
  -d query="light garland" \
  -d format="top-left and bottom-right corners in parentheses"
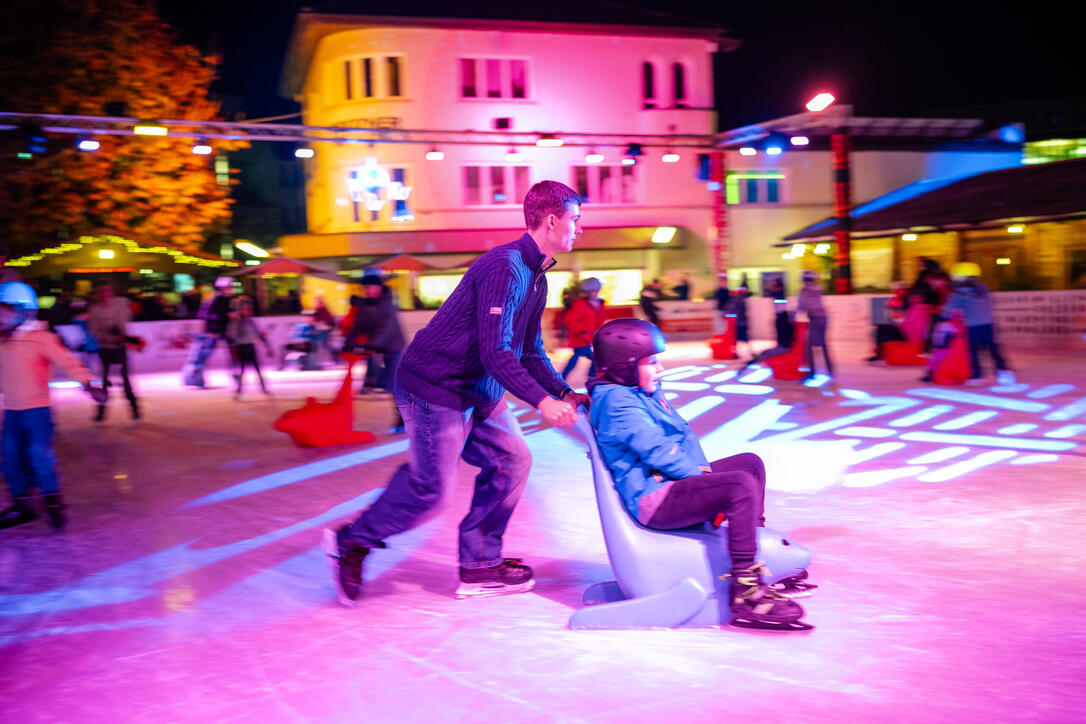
top-left (4, 234), bottom-right (239, 269)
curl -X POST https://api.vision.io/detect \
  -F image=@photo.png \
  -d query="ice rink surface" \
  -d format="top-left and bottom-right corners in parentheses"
top-left (2, 341), bottom-right (1085, 723)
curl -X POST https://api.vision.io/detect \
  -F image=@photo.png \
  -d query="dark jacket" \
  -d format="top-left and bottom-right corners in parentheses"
top-left (346, 287), bottom-right (405, 354)
top-left (200, 293), bottom-right (234, 335)
top-left (946, 280), bottom-right (994, 327)
top-left (714, 287), bottom-right (730, 312)
top-left (396, 233), bottom-right (571, 410)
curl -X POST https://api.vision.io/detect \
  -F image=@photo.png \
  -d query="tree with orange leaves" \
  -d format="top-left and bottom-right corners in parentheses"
top-left (0, 0), bottom-right (246, 256)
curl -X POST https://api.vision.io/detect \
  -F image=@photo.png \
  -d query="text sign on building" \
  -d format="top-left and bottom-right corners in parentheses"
top-left (346, 157), bottom-right (413, 221)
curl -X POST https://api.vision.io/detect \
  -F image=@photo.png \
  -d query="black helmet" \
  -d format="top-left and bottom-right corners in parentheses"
top-left (593, 318), bottom-right (665, 386)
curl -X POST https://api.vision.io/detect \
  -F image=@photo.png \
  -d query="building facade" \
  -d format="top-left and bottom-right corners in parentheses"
top-left (278, 14), bottom-right (731, 311)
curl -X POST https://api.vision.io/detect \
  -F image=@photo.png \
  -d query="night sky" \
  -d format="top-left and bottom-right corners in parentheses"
top-left (158, 0), bottom-right (1085, 132)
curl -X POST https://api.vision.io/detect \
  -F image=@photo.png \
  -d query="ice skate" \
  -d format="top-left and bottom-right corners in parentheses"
top-left (322, 526), bottom-right (384, 607)
top-left (723, 562), bottom-right (812, 631)
top-left (43, 493), bottom-right (66, 531)
top-left (769, 569), bottom-right (818, 599)
top-left (0, 496), bottom-right (39, 531)
top-left (455, 558), bottom-right (535, 599)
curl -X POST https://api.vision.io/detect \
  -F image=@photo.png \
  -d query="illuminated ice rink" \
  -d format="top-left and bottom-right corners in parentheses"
top-left (2, 341), bottom-right (1085, 722)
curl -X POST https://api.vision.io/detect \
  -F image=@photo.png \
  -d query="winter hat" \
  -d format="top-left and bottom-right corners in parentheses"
top-left (581, 276), bottom-right (602, 292)
top-left (360, 267), bottom-right (383, 286)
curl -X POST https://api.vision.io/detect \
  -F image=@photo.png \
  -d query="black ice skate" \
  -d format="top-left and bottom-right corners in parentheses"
top-left (0, 496), bottom-right (39, 531)
top-left (455, 558), bottom-right (535, 599)
top-left (723, 562), bottom-right (813, 631)
top-left (43, 493), bottom-right (66, 531)
top-left (322, 526), bottom-right (384, 607)
top-left (769, 569), bottom-right (818, 599)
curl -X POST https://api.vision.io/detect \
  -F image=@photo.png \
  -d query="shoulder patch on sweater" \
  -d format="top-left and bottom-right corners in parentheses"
top-left (489, 306), bottom-right (503, 315)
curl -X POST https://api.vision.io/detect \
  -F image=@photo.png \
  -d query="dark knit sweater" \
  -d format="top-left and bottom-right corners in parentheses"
top-left (396, 233), bottom-right (571, 410)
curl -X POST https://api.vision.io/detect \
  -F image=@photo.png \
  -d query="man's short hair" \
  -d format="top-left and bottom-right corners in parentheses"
top-left (523, 180), bottom-right (581, 231)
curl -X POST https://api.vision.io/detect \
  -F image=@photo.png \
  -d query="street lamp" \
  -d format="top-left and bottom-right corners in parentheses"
top-left (805, 93), bottom-right (835, 112)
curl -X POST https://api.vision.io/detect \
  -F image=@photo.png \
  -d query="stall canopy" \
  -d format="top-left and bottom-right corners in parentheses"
top-left (230, 257), bottom-right (339, 280)
top-left (353, 254), bottom-right (481, 273)
top-left (783, 157), bottom-right (1086, 242)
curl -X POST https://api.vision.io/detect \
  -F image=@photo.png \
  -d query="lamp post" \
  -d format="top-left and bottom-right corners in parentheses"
top-left (805, 93), bottom-right (853, 294)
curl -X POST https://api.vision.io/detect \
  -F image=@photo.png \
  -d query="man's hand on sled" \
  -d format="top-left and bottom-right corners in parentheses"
top-left (561, 389), bottom-right (592, 411)
top-left (538, 397), bottom-right (577, 427)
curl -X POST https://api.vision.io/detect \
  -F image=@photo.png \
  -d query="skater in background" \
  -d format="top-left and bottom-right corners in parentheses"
top-left (227, 297), bottom-right (273, 400)
top-left (561, 276), bottom-right (606, 380)
top-left (343, 269), bottom-right (406, 431)
top-left (738, 298), bottom-right (794, 374)
top-left (639, 278), bottom-right (662, 327)
top-left (920, 308), bottom-right (964, 383)
top-left (86, 279), bottom-right (140, 421)
top-left (588, 318), bottom-right (813, 629)
top-left (672, 273), bottom-right (691, 301)
top-left (323, 181), bottom-right (587, 606)
top-left (185, 276), bottom-right (237, 387)
top-left (796, 270), bottom-right (833, 381)
top-left (713, 274), bottom-right (730, 325)
top-left (0, 282), bottom-right (106, 531)
top-left (724, 284), bottom-right (753, 360)
top-left (946, 262), bottom-right (1014, 385)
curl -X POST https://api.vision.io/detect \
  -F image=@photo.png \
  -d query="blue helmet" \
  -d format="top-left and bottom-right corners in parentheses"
top-left (0, 282), bottom-right (38, 311)
top-left (592, 318), bottom-right (665, 386)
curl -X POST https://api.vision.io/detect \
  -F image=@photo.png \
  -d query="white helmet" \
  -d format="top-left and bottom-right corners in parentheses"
top-left (214, 276), bottom-right (235, 289)
top-left (0, 282), bottom-right (39, 311)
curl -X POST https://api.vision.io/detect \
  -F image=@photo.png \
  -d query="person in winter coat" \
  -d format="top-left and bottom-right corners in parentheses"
top-left (86, 280), bottom-right (140, 420)
top-left (587, 318), bottom-right (813, 629)
top-left (344, 269), bottom-right (407, 428)
top-left (945, 263), bottom-right (1014, 385)
top-left (0, 282), bottom-right (106, 531)
top-left (795, 270), bottom-right (833, 381)
top-left (561, 276), bottom-right (606, 379)
top-left (227, 296), bottom-right (273, 399)
top-left (724, 285), bottom-right (753, 360)
top-left (185, 276), bottom-right (238, 387)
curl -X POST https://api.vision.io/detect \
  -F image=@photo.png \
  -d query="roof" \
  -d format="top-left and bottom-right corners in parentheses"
top-left (782, 157), bottom-right (1086, 242)
top-left (281, 12), bottom-right (738, 98)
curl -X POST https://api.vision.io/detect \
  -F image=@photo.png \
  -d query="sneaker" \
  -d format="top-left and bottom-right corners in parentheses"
top-left (455, 558), bottom-right (535, 599)
top-left (997, 370), bottom-right (1016, 386)
top-left (322, 526), bottom-right (384, 607)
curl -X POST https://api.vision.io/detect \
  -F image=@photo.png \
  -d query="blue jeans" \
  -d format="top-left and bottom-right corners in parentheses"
top-left (2, 407), bottom-right (59, 496)
top-left (193, 333), bottom-right (234, 372)
top-left (347, 382), bottom-right (531, 568)
top-left (562, 346), bottom-right (595, 379)
top-left (967, 323), bottom-right (1009, 379)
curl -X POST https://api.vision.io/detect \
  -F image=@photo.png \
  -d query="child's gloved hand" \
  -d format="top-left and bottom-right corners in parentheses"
top-left (84, 383), bottom-right (107, 404)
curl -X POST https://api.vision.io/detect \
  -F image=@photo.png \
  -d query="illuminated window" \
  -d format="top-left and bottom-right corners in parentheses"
top-left (459, 58), bottom-right (531, 100)
top-left (418, 274), bottom-right (465, 306)
top-left (574, 164), bottom-right (637, 205)
top-left (346, 164), bottom-right (412, 223)
top-left (725, 172), bottom-right (786, 205)
top-left (672, 63), bottom-right (686, 108)
top-left (463, 164), bottom-right (531, 206)
top-left (642, 61), bottom-right (656, 108)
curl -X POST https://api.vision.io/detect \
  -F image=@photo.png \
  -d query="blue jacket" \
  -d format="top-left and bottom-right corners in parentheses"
top-left (588, 378), bottom-right (709, 518)
top-left (946, 280), bottom-right (994, 327)
top-left (397, 233), bottom-right (570, 410)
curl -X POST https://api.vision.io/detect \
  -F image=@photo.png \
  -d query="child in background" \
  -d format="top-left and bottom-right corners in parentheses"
top-left (920, 308), bottom-right (963, 383)
top-left (587, 318), bottom-right (813, 630)
top-left (0, 282), bottom-right (106, 531)
top-left (561, 277), bottom-right (606, 380)
top-left (227, 297), bottom-right (273, 400)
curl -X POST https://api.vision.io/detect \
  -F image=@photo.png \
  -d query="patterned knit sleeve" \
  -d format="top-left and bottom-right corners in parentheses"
top-left (520, 278), bottom-right (570, 398)
top-left (476, 254), bottom-right (552, 407)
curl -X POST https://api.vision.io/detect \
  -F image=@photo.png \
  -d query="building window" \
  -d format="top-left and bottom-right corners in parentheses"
top-left (459, 58), bottom-right (530, 99)
top-left (460, 59), bottom-right (477, 98)
top-left (572, 164), bottom-right (637, 204)
top-left (642, 62), bottom-right (656, 108)
top-left (463, 164), bottom-right (532, 206)
top-left (673, 63), bottom-right (686, 108)
top-left (341, 55), bottom-right (404, 100)
top-left (726, 172), bottom-right (786, 205)
top-left (387, 57), bottom-right (402, 97)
